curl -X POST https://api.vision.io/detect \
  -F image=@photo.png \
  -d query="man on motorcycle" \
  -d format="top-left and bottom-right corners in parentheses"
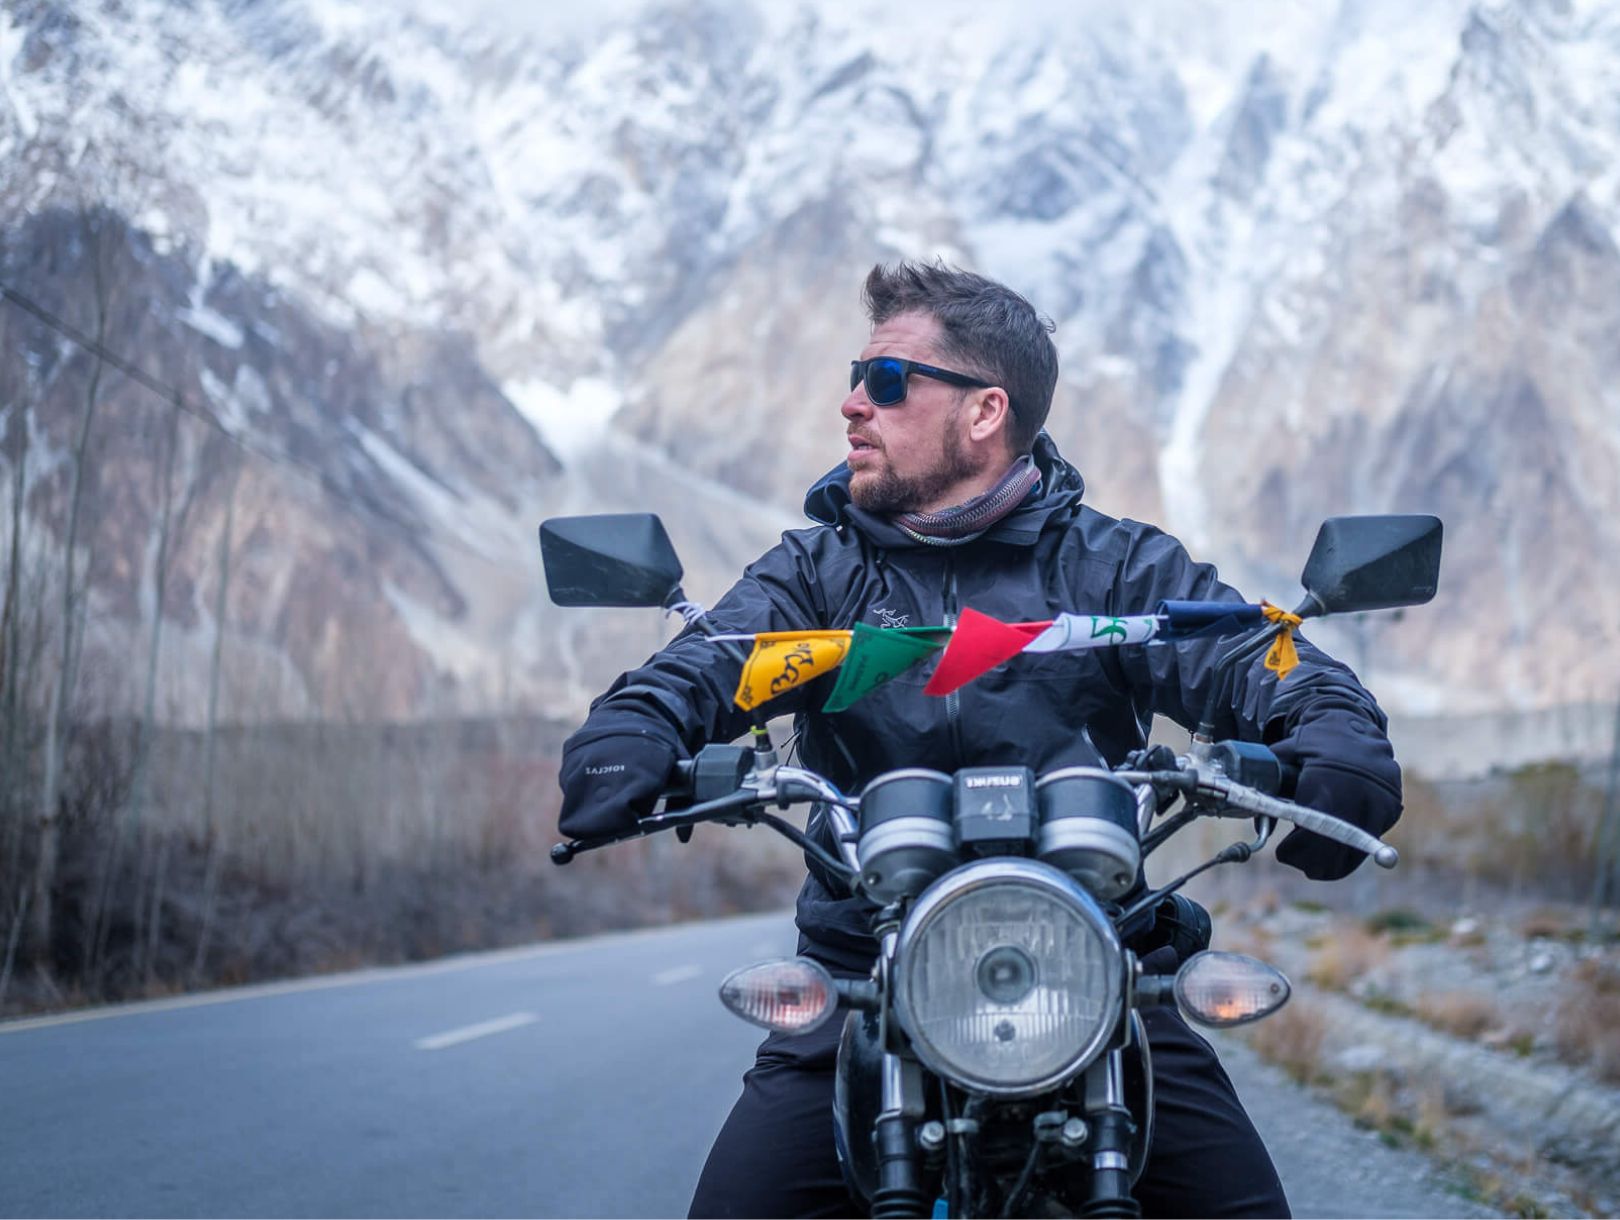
top-left (557, 261), bottom-right (1402, 1218)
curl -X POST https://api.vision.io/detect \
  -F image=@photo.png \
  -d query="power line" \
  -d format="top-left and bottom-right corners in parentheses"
top-left (0, 280), bottom-right (503, 560)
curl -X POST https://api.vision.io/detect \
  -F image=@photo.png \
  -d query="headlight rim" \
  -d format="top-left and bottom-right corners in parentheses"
top-left (893, 858), bottom-right (1125, 1098)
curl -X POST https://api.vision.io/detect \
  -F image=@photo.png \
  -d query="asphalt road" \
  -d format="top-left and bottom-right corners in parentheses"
top-left (0, 912), bottom-right (1496, 1218)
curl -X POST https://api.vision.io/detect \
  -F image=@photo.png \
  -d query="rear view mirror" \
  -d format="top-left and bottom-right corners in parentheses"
top-left (1297, 515), bottom-right (1442, 617)
top-left (540, 514), bottom-right (684, 608)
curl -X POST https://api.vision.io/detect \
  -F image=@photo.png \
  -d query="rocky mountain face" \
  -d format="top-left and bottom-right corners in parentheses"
top-left (1, 0), bottom-right (1616, 725)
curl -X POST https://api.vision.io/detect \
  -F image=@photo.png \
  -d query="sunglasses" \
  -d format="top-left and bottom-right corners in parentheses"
top-left (849, 357), bottom-right (994, 407)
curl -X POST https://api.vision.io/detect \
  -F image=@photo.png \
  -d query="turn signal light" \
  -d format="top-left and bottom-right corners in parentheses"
top-left (718, 958), bottom-right (837, 1033)
top-left (1173, 951), bottom-right (1291, 1028)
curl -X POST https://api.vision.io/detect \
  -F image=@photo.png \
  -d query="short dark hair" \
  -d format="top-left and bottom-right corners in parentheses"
top-left (862, 260), bottom-right (1058, 454)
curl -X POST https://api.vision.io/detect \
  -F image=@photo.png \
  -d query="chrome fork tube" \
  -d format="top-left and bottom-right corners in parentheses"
top-left (871, 928), bottom-right (927, 1218)
top-left (1082, 1048), bottom-right (1138, 1214)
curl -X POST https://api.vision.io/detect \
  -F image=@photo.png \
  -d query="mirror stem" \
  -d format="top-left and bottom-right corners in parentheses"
top-left (663, 584), bottom-right (719, 635)
top-left (1289, 591), bottom-right (1326, 620)
top-left (1195, 627), bottom-right (1282, 739)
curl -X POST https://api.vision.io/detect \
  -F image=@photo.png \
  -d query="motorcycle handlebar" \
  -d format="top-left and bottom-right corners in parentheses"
top-left (551, 767), bottom-right (864, 876)
top-left (555, 754), bottom-right (1396, 872)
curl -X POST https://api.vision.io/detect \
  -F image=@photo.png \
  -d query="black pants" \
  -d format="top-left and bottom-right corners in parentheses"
top-left (689, 1008), bottom-right (1290, 1219)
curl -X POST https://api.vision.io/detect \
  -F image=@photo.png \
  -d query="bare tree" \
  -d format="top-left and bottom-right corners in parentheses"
top-left (129, 403), bottom-right (189, 984)
top-left (1, 332), bottom-right (31, 1007)
top-left (185, 445), bottom-right (240, 982)
top-left (31, 207), bottom-right (119, 966)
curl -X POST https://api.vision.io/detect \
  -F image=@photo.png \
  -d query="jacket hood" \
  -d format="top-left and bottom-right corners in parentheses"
top-left (801, 431), bottom-right (1086, 547)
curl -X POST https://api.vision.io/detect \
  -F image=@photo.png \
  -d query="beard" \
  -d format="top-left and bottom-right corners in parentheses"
top-left (849, 426), bottom-right (981, 515)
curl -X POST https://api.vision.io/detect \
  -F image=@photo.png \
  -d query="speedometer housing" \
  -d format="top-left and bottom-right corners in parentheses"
top-left (893, 858), bottom-right (1125, 1097)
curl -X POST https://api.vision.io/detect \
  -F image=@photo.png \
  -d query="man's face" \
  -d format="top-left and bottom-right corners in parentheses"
top-left (843, 312), bottom-right (986, 515)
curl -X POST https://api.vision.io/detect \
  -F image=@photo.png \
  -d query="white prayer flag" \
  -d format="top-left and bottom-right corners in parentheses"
top-left (1023, 614), bottom-right (1161, 653)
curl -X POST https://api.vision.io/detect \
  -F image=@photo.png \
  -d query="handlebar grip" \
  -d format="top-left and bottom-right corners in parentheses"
top-left (659, 758), bottom-right (697, 809)
top-left (653, 758), bottom-right (701, 813)
top-left (1279, 762), bottom-right (1300, 797)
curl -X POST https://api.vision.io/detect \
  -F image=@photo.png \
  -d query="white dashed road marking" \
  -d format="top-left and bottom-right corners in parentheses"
top-left (414, 1012), bottom-right (537, 1051)
top-left (652, 964), bottom-right (703, 986)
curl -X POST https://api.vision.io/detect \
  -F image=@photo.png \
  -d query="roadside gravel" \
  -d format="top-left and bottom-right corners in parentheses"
top-left (1207, 891), bottom-right (1620, 1216)
top-left (1211, 1030), bottom-right (1505, 1219)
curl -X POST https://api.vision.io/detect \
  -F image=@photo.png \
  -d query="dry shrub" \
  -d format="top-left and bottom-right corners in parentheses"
top-left (1415, 990), bottom-right (1500, 1039)
top-left (1449, 764), bottom-right (1605, 896)
top-left (1334, 1070), bottom-right (1457, 1155)
top-left (1395, 764), bottom-right (1607, 903)
top-left (1254, 1001), bottom-right (1328, 1084)
top-left (1219, 921), bottom-right (1275, 963)
top-left (1306, 924), bottom-right (1390, 991)
top-left (1449, 919), bottom-right (1488, 949)
top-left (1554, 959), bottom-right (1620, 1084)
top-left (1416, 1080), bottom-right (1455, 1142)
top-left (1520, 907), bottom-right (1578, 941)
top-left (1339, 1068), bottom-right (1398, 1130)
top-left (1, 711), bottom-right (810, 1016)
top-left (1248, 886), bottom-right (1282, 918)
top-left (1364, 908), bottom-right (1431, 936)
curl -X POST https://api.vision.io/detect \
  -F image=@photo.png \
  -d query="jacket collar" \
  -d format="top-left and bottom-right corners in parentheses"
top-left (801, 432), bottom-right (1085, 549)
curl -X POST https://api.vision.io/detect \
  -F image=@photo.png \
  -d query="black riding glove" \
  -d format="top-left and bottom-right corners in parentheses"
top-left (558, 728), bottom-right (680, 840)
top-left (1271, 701), bottom-right (1402, 881)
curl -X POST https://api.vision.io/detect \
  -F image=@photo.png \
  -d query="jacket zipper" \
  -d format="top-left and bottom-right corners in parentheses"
top-left (942, 557), bottom-right (964, 766)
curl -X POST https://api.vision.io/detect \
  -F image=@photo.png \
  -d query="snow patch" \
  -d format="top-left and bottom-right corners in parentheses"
top-left (1089, 355), bottom-right (1137, 379)
top-left (603, 431), bottom-right (801, 537)
top-left (199, 365), bottom-right (272, 435)
top-left (178, 302), bottom-right (244, 349)
top-left (355, 427), bottom-right (530, 560)
top-left (0, 11), bottom-right (39, 141)
top-left (381, 577), bottom-right (489, 679)
top-left (504, 376), bottom-right (623, 464)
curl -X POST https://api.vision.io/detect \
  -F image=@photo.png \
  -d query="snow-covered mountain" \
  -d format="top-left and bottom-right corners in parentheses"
top-left (1, 0), bottom-right (1616, 722)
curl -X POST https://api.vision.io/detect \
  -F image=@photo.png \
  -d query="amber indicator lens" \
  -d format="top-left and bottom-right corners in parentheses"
top-left (719, 958), bottom-right (837, 1034)
top-left (1173, 951), bottom-right (1291, 1028)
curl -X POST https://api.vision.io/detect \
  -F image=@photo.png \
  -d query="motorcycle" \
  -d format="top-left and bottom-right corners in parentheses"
top-left (540, 512), bottom-right (1442, 1218)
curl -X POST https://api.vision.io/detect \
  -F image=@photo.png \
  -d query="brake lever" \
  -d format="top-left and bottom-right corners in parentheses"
top-left (1199, 776), bottom-right (1398, 869)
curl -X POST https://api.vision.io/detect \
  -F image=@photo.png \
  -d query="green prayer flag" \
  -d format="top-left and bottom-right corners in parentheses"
top-left (821, 623), bottom-right (952, 713)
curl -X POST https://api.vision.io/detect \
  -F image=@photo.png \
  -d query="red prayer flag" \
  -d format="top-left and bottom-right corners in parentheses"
top-left (923, 608), bottom-right (1054, 697)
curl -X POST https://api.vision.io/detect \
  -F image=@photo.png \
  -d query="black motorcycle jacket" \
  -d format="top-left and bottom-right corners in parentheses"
top-left (566, 434), bottom-right (1399, 971)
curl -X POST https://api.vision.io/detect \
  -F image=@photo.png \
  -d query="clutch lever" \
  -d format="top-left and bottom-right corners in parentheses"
top-left (550, 789), bottom-right (763, 865)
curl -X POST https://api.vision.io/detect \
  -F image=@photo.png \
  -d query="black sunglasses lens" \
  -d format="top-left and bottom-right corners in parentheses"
top-left (864, 359), bottom-right (907, 405)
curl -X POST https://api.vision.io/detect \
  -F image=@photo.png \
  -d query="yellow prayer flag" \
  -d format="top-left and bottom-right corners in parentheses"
top-left (734, 631), bottom-right (854, 711)
top-left (1264, 633), bottom-right (1300, 680)
top-left (1260, 602), bottom-right (1304, 681)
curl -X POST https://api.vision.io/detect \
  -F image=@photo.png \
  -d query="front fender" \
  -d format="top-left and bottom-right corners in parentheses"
top-left (833, 1009), bottom-right (884, 1207)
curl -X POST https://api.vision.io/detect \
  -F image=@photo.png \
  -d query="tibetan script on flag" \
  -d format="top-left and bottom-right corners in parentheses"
top-left (733, 631), bottom-right (854, 711)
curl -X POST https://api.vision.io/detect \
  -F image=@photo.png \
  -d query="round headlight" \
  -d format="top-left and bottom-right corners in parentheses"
top-left (894, 859), bottom-right (1123, 1097)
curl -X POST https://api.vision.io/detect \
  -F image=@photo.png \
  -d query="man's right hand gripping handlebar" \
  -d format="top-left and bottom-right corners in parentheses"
top-left (557, 729), bottom-right (682, 841)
